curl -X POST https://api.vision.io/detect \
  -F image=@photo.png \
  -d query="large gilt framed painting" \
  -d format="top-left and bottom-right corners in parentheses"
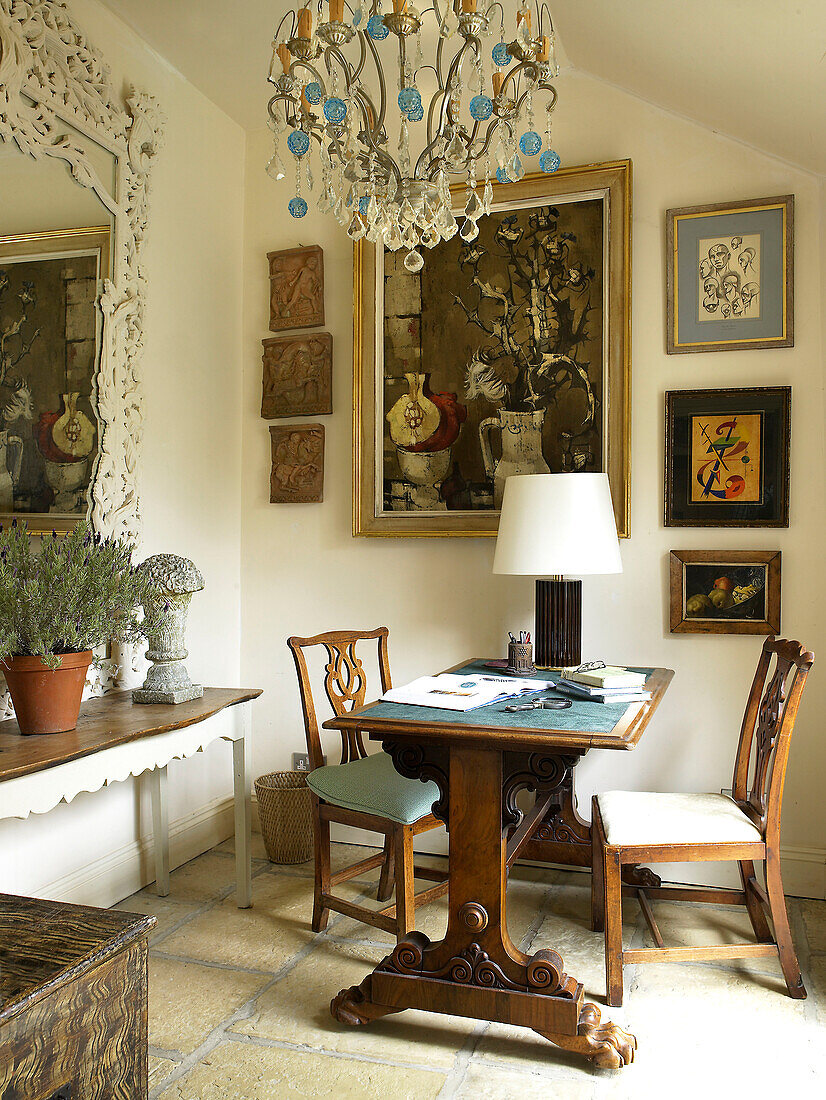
top-left (353, 161), bottom-right (632, 537)
top-left (666, 195), bottom-right (793, 354)
top-left (0, 227), bottom-right (109, 533)
top-left (664, 386), bottom-right (791, 528)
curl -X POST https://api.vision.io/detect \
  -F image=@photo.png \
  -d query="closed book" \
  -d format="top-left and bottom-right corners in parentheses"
top-left (558, 679), bottom-right (652, 700)
top-left (556, 683), bottom-right (651, 705)
top-left (566, 665), bottom-right (647, 689)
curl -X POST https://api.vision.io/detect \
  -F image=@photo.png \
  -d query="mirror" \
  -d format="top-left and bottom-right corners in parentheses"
top-left (0, 125), bottom-right (115, 531)
top-left (0, 1), bottom-right (162, 543)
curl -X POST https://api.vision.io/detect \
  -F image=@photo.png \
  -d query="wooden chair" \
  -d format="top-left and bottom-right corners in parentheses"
top-left (591, 636), bottom-right (814, 1007)
top-left (287, 627), bottom-right (448, 940)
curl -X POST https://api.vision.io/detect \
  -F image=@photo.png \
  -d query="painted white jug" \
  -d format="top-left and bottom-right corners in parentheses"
top-left (0, 431), bottom-right (23, 512)
top-left (479, 409), bottom-right (550, 508)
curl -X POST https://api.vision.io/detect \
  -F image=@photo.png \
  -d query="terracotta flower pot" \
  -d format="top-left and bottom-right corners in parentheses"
top-left (2, 651), bottom-right (93, 735)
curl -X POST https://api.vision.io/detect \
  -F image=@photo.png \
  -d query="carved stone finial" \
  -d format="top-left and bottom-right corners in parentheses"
top-left (132, 553), bottom-right (204, 705)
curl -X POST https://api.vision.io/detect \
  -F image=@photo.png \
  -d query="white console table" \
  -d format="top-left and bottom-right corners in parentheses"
top-left (0, 687), bottom-right (262, 907)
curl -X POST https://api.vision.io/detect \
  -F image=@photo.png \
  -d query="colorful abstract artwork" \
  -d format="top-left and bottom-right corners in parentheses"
top-left (689, 412), bottom-right (762, 504)
top-left (665, 387), bottom-right (790, 528)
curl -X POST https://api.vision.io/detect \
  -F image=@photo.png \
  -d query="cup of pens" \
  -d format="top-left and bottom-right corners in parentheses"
top-left (507, 631), bottom-right (535, 676)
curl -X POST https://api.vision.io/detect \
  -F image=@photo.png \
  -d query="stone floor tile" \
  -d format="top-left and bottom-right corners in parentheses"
top-left (457, 1061), bottom-right (593, 1099)
top-left (148, 1056), bottom-right (177, 1090)
top-left (161, 851), bottom-right (245, 903)
top-left (230, 939), bottom-right (476, 1068)
top-left (798, 897), bottom-right (826, 953)
top-left (157, 873), bottom-right (320, 971)
top-left (114, 891), bottom-right (201, 942)
top-left (148, 955), bottom-right (269, 1054)
top-left (160, 1040), bottom-right (446, 1099)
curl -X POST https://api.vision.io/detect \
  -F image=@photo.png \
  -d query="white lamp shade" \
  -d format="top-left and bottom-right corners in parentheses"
top-left (493, 473), bottom-right (623, 577)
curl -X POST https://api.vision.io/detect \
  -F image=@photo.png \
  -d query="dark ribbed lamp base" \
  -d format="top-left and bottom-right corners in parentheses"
top-left (534, 578), bottom-right (582, 669)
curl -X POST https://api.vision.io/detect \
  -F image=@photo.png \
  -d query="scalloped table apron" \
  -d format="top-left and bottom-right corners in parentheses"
top-left (0, 688), bottom-right (262, 907)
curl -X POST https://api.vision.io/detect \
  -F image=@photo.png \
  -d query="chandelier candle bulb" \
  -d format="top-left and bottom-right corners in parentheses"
top-left (297, 7), bottom-right (312, 37)
top-left (392, 0), bottom-right (409, 12)
top-left (462, 0), bottom-right (478, 12)
top-left (538, 35), bottom-right (549, 61)
top-left (517, 8), bottom-right (531, 32)
top-left (276, 43), bottom-right (291, 73)
top-left (492, 70), bottom-right (505, 97)
top-left (329, 0), bottom-right (344, 22)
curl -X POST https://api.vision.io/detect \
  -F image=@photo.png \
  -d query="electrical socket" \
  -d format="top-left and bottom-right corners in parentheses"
top-left (292, 752), bottom-right (310, 772)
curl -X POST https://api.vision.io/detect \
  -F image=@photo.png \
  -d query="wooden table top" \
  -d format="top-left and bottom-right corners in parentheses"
top-left (0, 687), bottom-right (262, 783)
top-left (0, 893), bottom-right (154, 1024)
top-left (323, 664), bottom-right (674, 753)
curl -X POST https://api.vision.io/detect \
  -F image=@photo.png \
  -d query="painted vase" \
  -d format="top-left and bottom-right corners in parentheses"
top-left (479, 408), bottom-right (550, 508)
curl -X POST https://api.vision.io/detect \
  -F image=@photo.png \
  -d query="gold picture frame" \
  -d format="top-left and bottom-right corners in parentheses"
top-left (0, 226), bottom-right (111, 534)
top-left (353, 160), bottom-right (632, 538)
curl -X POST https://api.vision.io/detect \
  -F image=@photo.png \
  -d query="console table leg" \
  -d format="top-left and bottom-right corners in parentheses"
top-left (150, 766), bottom-right (170, 897)
top-left (232, 712), bottom-right (253, 909)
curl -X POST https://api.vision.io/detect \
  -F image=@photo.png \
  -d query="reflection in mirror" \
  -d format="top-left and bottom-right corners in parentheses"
top-left (0, 124), bottom-right (116, 531)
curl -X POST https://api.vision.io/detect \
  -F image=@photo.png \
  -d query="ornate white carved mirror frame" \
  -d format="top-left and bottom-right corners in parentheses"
top-left (0, 0), bottom-right (163, 544)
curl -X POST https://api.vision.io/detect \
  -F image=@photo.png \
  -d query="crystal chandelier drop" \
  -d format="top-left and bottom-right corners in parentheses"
top-left (266, 1), bottom-right (561, 271)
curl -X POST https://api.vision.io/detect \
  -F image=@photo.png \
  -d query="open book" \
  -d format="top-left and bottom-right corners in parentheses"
top-left (381, 673), bottom-right (557, 712)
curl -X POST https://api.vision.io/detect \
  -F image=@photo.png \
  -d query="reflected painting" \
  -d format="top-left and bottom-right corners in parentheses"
top-left (0, 227), bottom-right (107, 530)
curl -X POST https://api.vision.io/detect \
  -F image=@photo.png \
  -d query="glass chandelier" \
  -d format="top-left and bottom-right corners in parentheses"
top-left (266, 1), bottom-right (560, 271)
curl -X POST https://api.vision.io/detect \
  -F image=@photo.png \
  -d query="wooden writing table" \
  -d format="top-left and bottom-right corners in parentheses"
top-left (0, 687), bottom-right (262, 907)
top-left (323, 662), bottom-right (673, 1069)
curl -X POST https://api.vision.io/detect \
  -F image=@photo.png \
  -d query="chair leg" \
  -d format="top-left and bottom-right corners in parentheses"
top-left (394, 824), bottom-right (415, 940)
top-left (739, 858), bottom-right (772, 942)
top-left (312, 804), bottom-right (330, 933)
top-left (765, 850), bottom-right (806, 998)
top-left (377, 832), bottom-right (395, 903)
top-left (591, 796), bottom-right (605, 933)
top-left (604, 846), bottom-right (624, 1007)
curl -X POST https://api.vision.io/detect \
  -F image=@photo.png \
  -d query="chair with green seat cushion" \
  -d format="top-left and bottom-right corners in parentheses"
top-left (287, 627), bottom-right (448, 940)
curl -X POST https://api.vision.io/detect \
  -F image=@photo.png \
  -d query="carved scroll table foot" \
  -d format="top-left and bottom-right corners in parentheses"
top-left (330, 975), bottom-right (402, 1026)
top-left (535, 1002), bottom-right (636, 1069)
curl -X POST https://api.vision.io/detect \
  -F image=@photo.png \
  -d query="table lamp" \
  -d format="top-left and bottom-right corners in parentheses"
top-left (493, 473), bottom-right (622, 670)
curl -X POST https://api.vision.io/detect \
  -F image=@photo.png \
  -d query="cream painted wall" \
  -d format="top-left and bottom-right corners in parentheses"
top-left (0, 0), bottom-right (246, 904)
top-left (242, 71), bottom-right (826, 896)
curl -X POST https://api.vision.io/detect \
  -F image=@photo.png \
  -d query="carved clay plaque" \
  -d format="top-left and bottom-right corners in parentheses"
top-left (267, 244), bottom-right (324, 331)
top-left (269, 424), bottom-right (324, 504)
top-left (261, 332), bottom-right (332, 419)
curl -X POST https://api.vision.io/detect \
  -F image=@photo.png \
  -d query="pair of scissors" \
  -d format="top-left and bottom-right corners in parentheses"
top-left (503, 697), bottom-right (572, 712)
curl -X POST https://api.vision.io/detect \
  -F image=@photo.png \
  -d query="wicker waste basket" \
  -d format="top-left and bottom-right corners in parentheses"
top-left (255, 771), bottom-right (313, 864)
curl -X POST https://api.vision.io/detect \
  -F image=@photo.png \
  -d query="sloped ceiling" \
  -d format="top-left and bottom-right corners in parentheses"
top-left (98, 0), bottom-right (826, 175)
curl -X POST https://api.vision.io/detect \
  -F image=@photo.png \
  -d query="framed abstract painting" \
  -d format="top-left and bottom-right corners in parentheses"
top-left (0, 227), bottom-right (110, 533)
top-left (666, 195), bottom-right (793, 354)
top-left (353, 161), bottom-right (632, 538)
top-left (670, 550), bottom-right (781, 635)
top-left (664, 386), bottom-right (791, 528)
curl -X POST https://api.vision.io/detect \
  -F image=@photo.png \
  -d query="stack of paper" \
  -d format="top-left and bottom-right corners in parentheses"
top-left (381, 673), bottom-right (556, 712)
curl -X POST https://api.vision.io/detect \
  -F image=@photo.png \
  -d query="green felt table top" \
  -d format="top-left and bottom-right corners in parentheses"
top-left (350, 660), bottom-right (656, 737)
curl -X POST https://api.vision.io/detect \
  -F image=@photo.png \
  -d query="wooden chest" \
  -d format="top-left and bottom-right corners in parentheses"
top-left (0, 893), bottom-right (155, 1099)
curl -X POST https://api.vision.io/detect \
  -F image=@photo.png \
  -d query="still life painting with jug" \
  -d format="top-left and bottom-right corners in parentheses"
top-left (0, 228), bottom-right (104, 531)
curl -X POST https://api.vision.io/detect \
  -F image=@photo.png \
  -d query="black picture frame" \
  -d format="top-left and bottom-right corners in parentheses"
top-left (664, 386), bottom-right (790, 528)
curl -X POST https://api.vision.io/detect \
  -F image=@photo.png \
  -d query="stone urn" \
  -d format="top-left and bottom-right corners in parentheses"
top-left (133, 554), bottom-right (205, 705)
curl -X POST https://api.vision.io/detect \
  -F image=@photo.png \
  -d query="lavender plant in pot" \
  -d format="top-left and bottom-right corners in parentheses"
top-left (0, 520), bottom-right (162, 735)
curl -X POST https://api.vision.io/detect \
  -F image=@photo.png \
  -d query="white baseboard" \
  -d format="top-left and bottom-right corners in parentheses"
top-left (35, 795), bottom-right (237, 909)
top-left (779, 845), bottom-right (826, 899)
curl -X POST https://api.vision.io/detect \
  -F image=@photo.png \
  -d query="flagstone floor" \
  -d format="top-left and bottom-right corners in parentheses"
top-left (113, 837), bottom-right (826, 1099)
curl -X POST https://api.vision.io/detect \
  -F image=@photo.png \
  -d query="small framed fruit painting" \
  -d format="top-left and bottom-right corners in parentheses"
top-left (669, 549), bottom-right (781, 635)
top-left (664, 386), bottom-right (791, 527)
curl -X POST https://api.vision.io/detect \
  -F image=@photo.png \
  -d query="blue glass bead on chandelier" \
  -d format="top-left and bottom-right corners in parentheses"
top-left (492, 41), bottom-right (510, 67)
top-left (352, 7), bottom-right (362, 26)
top-left (407, 102), bottom-right (424, 122)
top-left (540, 149), bottom-right (561, 173)
top-left (288, 197), bottom-right (308, 218)
top-left (304, 82), bottom-right (323, 105)
top-left (519, 131), bottom-right (542, 156)
top-left (495, 166), bottom-right (508, 184)
top-left (367, 13), bottom-right (389, 39)
top-left (323, 96), bottom-right (347, 124)
top-left (398, 87), bottom-right (421, 116)
top-left (286, 129), bottom-right (310, 156)
top-left (469, 95), bottom-right (493, 121)
top-left (358, 195), bottom-right (370, 216)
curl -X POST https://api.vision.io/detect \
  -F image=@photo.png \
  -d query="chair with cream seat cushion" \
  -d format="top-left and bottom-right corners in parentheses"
top-left (591, 637), bottom-right (814, 1007)
top-left (288, 628), bottom-right (448, 941)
